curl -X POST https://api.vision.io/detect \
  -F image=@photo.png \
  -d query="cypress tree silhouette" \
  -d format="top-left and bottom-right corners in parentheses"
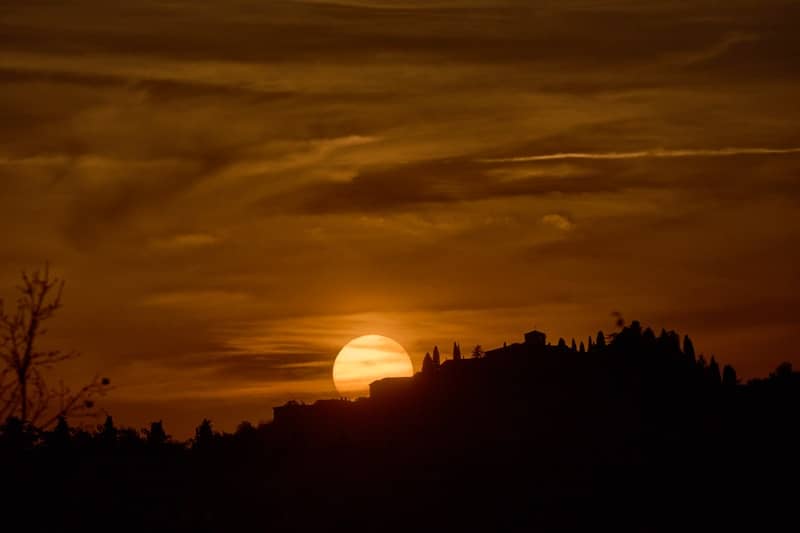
top-left (422, 352), bottom-right (434, 373)
top-left (433, 346), bottom-right (441, 367)
top-left (571, 339), bottom-right (577, 352)
top-left (453, 342), bottom-right (462, 361)
top-left (579, 341), bottom-right (585, 354)
top-left (99, 415), bottom-right (117, 448)
top-left (596, 331), bottom-right (606, 349)
top-left (557, 338), bottom-right (567, 349)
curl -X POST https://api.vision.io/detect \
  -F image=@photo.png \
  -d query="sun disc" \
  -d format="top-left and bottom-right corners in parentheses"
top-left (332, 335), bottom-right (413, 398)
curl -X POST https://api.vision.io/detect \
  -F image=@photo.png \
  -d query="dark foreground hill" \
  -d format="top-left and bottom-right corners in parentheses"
top-left (3, 322), bottom-right (799, 532)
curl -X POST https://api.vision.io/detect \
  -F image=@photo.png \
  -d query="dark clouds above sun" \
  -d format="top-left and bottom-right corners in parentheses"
top-left (1, 0), bottom-right (799, 435)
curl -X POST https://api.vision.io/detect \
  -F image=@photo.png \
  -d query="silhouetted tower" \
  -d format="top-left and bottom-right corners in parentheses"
top-left (422, 352), bottom-right (434, 373)
top-left (453, 342), bottom-right (462, 361)
top-left (433, 345), bottom-right (441, 367)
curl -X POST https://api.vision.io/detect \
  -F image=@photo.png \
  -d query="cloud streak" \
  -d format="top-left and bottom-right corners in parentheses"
top-left (483, 147), bottom-right (800, 163)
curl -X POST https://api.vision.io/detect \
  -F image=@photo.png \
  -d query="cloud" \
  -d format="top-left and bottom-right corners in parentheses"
top-left (142, 290), bottom-right (253, 308)
top-left (671, 32), bottom-right (760, 66)
top-left (150, 233), bottom-right (222, 250)
top-left (258, 157), bottom-right (632, 214)
top-left (1, 0), bottom-right (800, 436)
top-left (541, 214), bottom-right (575, 231)
top-left (483, 147), bottom-right (800, 163)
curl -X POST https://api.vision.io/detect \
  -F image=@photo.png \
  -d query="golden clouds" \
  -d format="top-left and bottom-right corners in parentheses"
top-left (1, 0), bottom-right (799, 435)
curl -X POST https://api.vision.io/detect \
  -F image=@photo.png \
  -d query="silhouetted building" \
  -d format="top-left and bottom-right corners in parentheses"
top-left (524, 330), bottom-right (546, 346)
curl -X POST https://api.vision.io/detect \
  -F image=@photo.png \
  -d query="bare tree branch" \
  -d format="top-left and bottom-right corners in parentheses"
top-left (0, 265), bottom-right (111, 430)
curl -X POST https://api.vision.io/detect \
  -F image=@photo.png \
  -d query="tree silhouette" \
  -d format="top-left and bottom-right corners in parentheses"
top-left (571, 339), bottom-right (577, 352)
top-left (612, 311), bottom-right (625, 330)
top-left (145, 420), bottom-right (168, 447)
top-left (98, 415), bottom-right (117, 448)
top-left (595, 331), bottom-right (606, 349)
top-left (722, 364), bottom-right (738, 387)
top-left (0, 265), bottom-right (110, 429)
top-left (579, 341), bottom-right (586, 354)
top-left (683, 335), bottom-right (696, 363)
top-left (46, 415), bottom-right (71, 451)
top-left (422, 352), bottom-right (434, 373)
top-left (453, 342), bottom-right (462, 361)
top-left (471, 345), bottom-right (484, 359)
top-left (708, 356), bottom-right (722, 385)
top-left (2, 317), bottom-right (794, 533)
top-left (769, 362), bottom-right (793, 380)
top-left (235, 421), bottom-right (257, 439)
top-left (193, 419), bottom-right (216, 451)
top-left (433, 346), bottom-right (441, 367)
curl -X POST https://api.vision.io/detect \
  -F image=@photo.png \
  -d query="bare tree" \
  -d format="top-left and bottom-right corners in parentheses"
top-left (0, 265), bottom-right (110, 430)
top-left (471, 344), bottom-right (484, 359)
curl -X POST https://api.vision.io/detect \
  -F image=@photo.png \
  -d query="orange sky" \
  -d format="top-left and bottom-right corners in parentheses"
top-left (1, 1), bottom-right (799, 436)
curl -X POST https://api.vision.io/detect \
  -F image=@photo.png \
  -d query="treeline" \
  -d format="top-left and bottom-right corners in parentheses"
top-left (2, 319), bottom-right (799, 532)
top-left (0, 415), bottom-right (276, 454)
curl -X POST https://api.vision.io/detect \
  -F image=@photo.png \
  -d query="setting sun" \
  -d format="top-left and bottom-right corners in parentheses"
top-left (332, 335), bottom-right (414, 398)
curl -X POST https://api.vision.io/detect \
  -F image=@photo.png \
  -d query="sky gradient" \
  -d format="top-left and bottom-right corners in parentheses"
top-left (1, 0), bottom-right (799, 436)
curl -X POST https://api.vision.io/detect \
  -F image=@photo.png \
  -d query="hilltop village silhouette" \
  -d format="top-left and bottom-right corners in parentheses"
top-left (274, 323), bottom-right (735, 429)
top-left (3, 320), bottom-right (799, 532)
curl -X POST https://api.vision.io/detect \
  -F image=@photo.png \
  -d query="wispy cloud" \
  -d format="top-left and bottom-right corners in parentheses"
top-left (150, 233), bottom-right (222, 250)
top-left (541, 214), bottom-right (575, 232)
top-left (483, 147), bottom-right (800, 163)
top-left (670, 32), bottom-right (760, 66)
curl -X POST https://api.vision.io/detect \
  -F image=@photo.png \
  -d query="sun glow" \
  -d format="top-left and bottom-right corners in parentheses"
top-left (332, 335), bottom-right (414, 398)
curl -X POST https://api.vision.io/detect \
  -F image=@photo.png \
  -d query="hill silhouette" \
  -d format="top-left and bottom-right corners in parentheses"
top-left (2, 321), bottom-right (799, 532)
